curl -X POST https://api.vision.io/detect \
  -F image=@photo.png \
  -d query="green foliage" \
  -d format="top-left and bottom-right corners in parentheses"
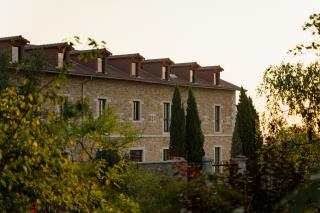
top-left (0, 39), bottom-right (141, 212)
top-left (169, 86), bottom-right (186, 158)
top-left (231, 87), bottom-right (262, 160)
top-left (185, 88), bottom-right (204, 164)
top-left (122, 168), bottom-right (243, 213)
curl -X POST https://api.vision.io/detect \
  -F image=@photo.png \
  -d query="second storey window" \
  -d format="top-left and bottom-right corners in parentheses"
top-left (133, 100), bottom-right (141, 121)
top-left (98, 98), bottom-right (107, 116)
top-left (163, 102), bottom-right (171, 132)
top-left (129, 149), bottom-right (143, 162)
top-left (58, 52), bottom-right (64, 68)
top-left (189, 70), bottom-right (195, 83)
top-left (214, 105), bottom-right (221, 132)
top-left (12, 46), bottom-right (20, 63)
top-left (131, 62), bottom-right (138, 77)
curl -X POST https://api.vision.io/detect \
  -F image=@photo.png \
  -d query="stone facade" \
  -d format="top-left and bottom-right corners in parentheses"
top-left (44, 74), bottom-right (236, 162)
top-left (0, 35), bottom-right (240, 164)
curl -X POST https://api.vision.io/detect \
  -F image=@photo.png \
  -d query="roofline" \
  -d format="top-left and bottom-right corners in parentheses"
top-left (0, 35), bottom-right (30, 43)
top-left (198, 66), bottom-right (224, 72)
top-left (108, 53), bottom-right (145, 60)
top-left (42, 69), bottom-right (240, 91)
top-left (142, 58), bottom-right (174, 64)
top-left (70, 48), bottom-right (112, 56)
top-left (25, 42), bottom-right (70, 50)
top-left (172, 62), bottom-right (201, 68)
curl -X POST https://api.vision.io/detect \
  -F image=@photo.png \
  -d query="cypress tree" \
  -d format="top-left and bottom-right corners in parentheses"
top-left (169, 86), bottom-right (186, 158)
top-left (231, 87), bottom-right (262, 160)
top-left (185, 88), bottom-right (204, 164)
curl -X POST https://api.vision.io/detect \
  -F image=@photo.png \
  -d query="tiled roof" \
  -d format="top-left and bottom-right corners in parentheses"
top-left (46, 60), bottom-right (240, 91)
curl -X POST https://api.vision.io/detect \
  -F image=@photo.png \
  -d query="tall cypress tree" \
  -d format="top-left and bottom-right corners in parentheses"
top-left (185, 88), bottom-right (204, 164)
top-left (169, 86), bottom-right (186, 158)
top-left (231, 87), bottom-right (262, 160)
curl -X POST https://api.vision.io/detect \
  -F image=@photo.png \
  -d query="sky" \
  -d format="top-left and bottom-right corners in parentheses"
top-left (2, 0), bottom-right (320, 112)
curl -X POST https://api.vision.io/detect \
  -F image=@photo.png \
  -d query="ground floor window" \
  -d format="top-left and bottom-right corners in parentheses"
top-left (129, 149), bottom-right (143, 162)
top-left (214, 146), bottom-right (222, 173)
top-left (162, 148), bottom-right (171, 161)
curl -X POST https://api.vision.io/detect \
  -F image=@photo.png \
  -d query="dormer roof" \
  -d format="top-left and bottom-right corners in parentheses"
top-left (198, 65), bottom-right (224, 72)
top-left (172, 62), bottom-right (200, 69)
top-left (70, 48), bottom-right (111, 56)
top-left (109, 53), bottom-right (144, 61)
top-left (0, 35), bottom-right (30, 44)
top-left (142, 58), bottom-right (174, 65)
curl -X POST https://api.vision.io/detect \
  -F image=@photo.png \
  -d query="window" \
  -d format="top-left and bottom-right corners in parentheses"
top-left (163, 148), bottom-right (171, 161)
top-left (163, 102), bottom-right (171, 132)
top-left (189, 70), bottom-right (195, 83)
top-left (97, 58), bottom-right (103, 73)
top-left (12, 46), bottom-right (20, 63)
top-left (131, 62), bottom-right (138, 76)
top-left (213, 73), bottom-right (217, 85)
top-left (214, 146), bottom-right (222, 173)
top-left (59, 96), bottom-right (69, 115)
top-left (98, 98), bottom-right (107, 116)
top-left (133, 100), bottom-right (141, 121)
top-left (162, 66), bottom-right (169, 80)
top-left (129, 149), bottom-right (143, 162)
top-left (214, 105), bottom-right (221, 132)
top-left (58, 52), bottom-right (64, 68)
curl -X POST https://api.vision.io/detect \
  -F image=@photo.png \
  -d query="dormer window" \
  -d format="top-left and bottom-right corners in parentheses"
top-left (97, 57), bottom-right (103, 73)
top-left (189, 70), bottom-right (195, 83)
top-left (58, 52), bottom-right (64, 68)
top-left (12, 46), bottom-right (20, 63)
top-left (131, 62), bottom-right (138, 77)
top-left (213, 73), bottom-right (217, 85)
top-left (162, 66), bottom-right (169, 80)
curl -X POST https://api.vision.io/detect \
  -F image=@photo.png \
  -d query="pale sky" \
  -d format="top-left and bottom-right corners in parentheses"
top-left (2, 0), bottom-right (320, 112)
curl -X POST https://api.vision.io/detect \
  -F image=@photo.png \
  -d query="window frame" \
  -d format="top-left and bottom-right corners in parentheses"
top-left (162, 147), bottom-right (170, 161)
top-left (58, 52), bottom-right (64, 68)
top-left (132, 100), bottom-right (141, 121)
top-left (129, 148), bottom-right (145, 162)
top-left (214, 145), bottom-right (222, 173)
top-left (97, 57), bottom-right (103, 73)
top-left (97, 98), bottom-right (107, 116)
top-left (163, 102), bottom-right (171, 133)
top-left (214, 104), bottom-right (222, 133)
top-left (131, 62), bottom-right (138, 77)
top-left (11, 46), bottom-right (20, 63)
top-left (189, 69), bottom-right (195, 83)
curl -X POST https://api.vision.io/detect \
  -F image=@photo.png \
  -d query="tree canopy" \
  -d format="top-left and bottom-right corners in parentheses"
top-left (185, 88), bottom-right (204, 164)
top-left (169, 86), bottom-right (186, 158)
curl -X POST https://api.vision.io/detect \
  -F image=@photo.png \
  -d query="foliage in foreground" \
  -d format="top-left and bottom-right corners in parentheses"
top-left (0, 43), bottom-right (141, 212)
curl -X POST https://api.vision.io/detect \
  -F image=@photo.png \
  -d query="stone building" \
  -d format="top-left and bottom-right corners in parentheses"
top-left (0, 35), bottom-right (240, 166)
